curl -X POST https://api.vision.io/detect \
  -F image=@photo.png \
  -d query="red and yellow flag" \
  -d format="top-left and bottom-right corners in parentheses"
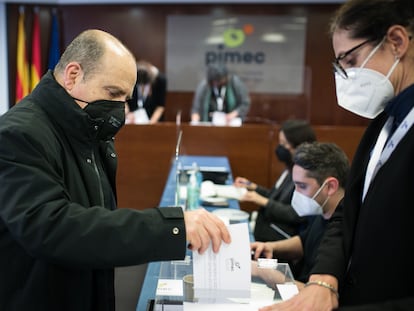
top-left (30, 8), bottom-right (42, 92)
top-left (16, 7), bottom-right (29, 103)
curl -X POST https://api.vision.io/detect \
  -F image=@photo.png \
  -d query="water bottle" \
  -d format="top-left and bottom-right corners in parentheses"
top-left (186, 163), bottom-right (201, 210)
top-left (175, 160), bottom-right (184, 208)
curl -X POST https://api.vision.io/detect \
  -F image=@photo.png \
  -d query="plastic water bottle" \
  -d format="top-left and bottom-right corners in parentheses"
top-left (194, 163), bottom-right (203, 187)
top-left (175, 160), bottom-right (184, 208)
top-left (186, 163), bottom-right (202, 210)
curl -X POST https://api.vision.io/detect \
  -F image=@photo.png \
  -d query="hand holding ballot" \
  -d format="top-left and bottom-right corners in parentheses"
top-left (233, 177), bottom-right (270, 205)
top-left (184, 208), bottom-right (231, 254)
top-left (192, 223), bottom-right (252, 304)
top-left (233, 176), bottom-right (257, 190)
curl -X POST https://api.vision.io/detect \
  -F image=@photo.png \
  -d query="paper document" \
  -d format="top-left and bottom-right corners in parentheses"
top-left (192, 223), bottom-right (251, 303)
top-left (200, 181), bottom-right (247, 200)
top-left (133, 108), bottom-right (150, 124)
top-left (215, 184), bottom-right (247, 199)
top-left (276, 284), bottom-right (299, 300)
top-left (156, 279), bottom-right (183, 297)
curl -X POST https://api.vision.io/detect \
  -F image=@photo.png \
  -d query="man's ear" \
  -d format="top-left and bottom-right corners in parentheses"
top-left (62, 62), bottom-right (82, 91)
top-left (326, 177), bottom-right (339, 196)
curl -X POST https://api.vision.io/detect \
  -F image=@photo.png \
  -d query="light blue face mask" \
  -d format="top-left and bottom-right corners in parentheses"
top-left (291, 180), bottom-right (328, 216)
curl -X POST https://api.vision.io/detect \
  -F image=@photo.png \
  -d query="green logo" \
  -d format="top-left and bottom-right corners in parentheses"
top-left (223, 28), bottom-right (246, 48)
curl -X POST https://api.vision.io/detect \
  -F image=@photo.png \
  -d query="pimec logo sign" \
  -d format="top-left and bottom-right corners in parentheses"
top-left (206, 25), bottom-right (266, 65)
top-left (167, 15), bottom-right (307, 94)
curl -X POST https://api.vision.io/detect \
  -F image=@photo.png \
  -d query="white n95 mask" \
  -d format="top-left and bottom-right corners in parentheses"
top-left (291, 181), bottom-right (328, 217)
top-left (291, 191), bottom-right (323, 216)
top-left (335, 39), bottom-right (399, 119)
top-left (335, 67), bottom-right (396, 119)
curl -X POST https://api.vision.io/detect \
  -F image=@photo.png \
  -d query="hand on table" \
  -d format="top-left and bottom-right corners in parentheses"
top-left (259, 275), bottom-right (339, 311)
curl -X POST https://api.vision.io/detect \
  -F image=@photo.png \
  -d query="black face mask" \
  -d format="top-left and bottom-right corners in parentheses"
top-left (275, 144), bottom-right (293, 168)
top-left (74, 97), bottom-right (126, 140)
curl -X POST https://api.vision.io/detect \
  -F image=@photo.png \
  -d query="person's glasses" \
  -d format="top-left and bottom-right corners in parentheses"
top-left (332, 39), bottom-right (372, 79)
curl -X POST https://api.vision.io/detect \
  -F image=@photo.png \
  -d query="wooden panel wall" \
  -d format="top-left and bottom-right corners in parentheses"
top-left (115, 124), bottom-right (365, 213)
top-left (6, 2), bottom-right (369, 127)
top-left (6, 3), bottom-right (369, 213)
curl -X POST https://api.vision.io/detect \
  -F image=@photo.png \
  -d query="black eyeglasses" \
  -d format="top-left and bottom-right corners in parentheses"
top-left (332, 39), bottom-right (372, 79)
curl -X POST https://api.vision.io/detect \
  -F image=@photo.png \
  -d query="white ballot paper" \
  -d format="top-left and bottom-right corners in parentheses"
top-left (192, 222), bottom-right (251, 304)
top-left (200, 181), bottom-right (247, 200)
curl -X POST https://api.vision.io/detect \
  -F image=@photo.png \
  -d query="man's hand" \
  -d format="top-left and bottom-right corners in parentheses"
top-left (251, 241), bottom-right (273, 259)
top-left (259, 274), bottom-right (339, 311)
top-left (184, 208), bottom-right (231, 254)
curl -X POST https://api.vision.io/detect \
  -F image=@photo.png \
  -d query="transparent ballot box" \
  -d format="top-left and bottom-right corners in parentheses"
top-left (152, 258), bottom-right (298, 310)
top-left (152, 257), bottom-right (192, 310)
top-left (250, 259), bottom-right (298, 304)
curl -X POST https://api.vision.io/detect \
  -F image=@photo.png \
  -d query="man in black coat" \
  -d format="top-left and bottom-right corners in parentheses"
top-left (0, 29), bottom-right (230, 311)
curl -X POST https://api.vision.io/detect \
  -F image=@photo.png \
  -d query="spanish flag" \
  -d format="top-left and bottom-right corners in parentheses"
top-left (30, 7), bottom-right (42, 92)
top-left (16, 6), bottom-right (29, 103)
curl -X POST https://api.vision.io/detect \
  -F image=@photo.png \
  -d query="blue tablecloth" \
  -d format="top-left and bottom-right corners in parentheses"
top-left (136, 155), bottom-right (242, 311)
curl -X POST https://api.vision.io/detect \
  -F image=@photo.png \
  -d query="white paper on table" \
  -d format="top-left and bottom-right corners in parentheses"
top-left (229, 117), bottom-right (242, 127)
top-left (133, 108), bottom-right (149, 124)
top-left (214, 184), bottom-right (247, 200)
top-left (200, 181), bottom-right (247, 200)
top-left (192, 223), bottom-right (251, 303)
top-left (211, 111), bottom-right (227, 126)
top-left (155, 279), bottom-right (183, 297)
top-left (276, 283), bottom-right (299, 300)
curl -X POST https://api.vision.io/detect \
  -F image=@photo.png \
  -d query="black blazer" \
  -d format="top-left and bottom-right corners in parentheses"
top-left (312, 100), bottom-right (414, 309)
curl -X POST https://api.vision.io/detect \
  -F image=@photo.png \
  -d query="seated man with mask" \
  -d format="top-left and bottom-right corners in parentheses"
top-left (251, 142), bottom-right (349, 288)
top-left (235, 119), bottom-right (317, 243)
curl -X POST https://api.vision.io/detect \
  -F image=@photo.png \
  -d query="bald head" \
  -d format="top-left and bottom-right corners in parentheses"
top-left (54, 29), bottom-right (136, 80)
top-left (53, 29), bottom-right (137, 107)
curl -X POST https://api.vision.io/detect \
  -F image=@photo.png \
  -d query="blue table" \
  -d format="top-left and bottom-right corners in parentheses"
top-left (136, 155), bottom-right (241, 311)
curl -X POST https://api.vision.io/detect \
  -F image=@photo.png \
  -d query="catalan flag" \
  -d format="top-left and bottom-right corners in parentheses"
top-left (16, 6), bottom-right (29, 103)
top-left (30, 7), bottom-right (42, 92)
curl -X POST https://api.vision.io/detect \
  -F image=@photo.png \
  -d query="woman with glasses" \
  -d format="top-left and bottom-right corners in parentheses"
top-left (260, 0), bottom-right (414, 310)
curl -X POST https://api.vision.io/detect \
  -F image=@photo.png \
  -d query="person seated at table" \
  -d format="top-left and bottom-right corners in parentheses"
top-left (251, 142), bottom-right (349, 288)
top-left (191, 64), bottom-right (250, 125)
top-left (125, 60), bottom-right (167, 124)
top-left (234, 119), bottom-right (316, 242)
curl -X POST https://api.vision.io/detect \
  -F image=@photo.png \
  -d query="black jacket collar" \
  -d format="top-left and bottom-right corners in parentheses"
top-left (29, 70), bottom-right (102, 144)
